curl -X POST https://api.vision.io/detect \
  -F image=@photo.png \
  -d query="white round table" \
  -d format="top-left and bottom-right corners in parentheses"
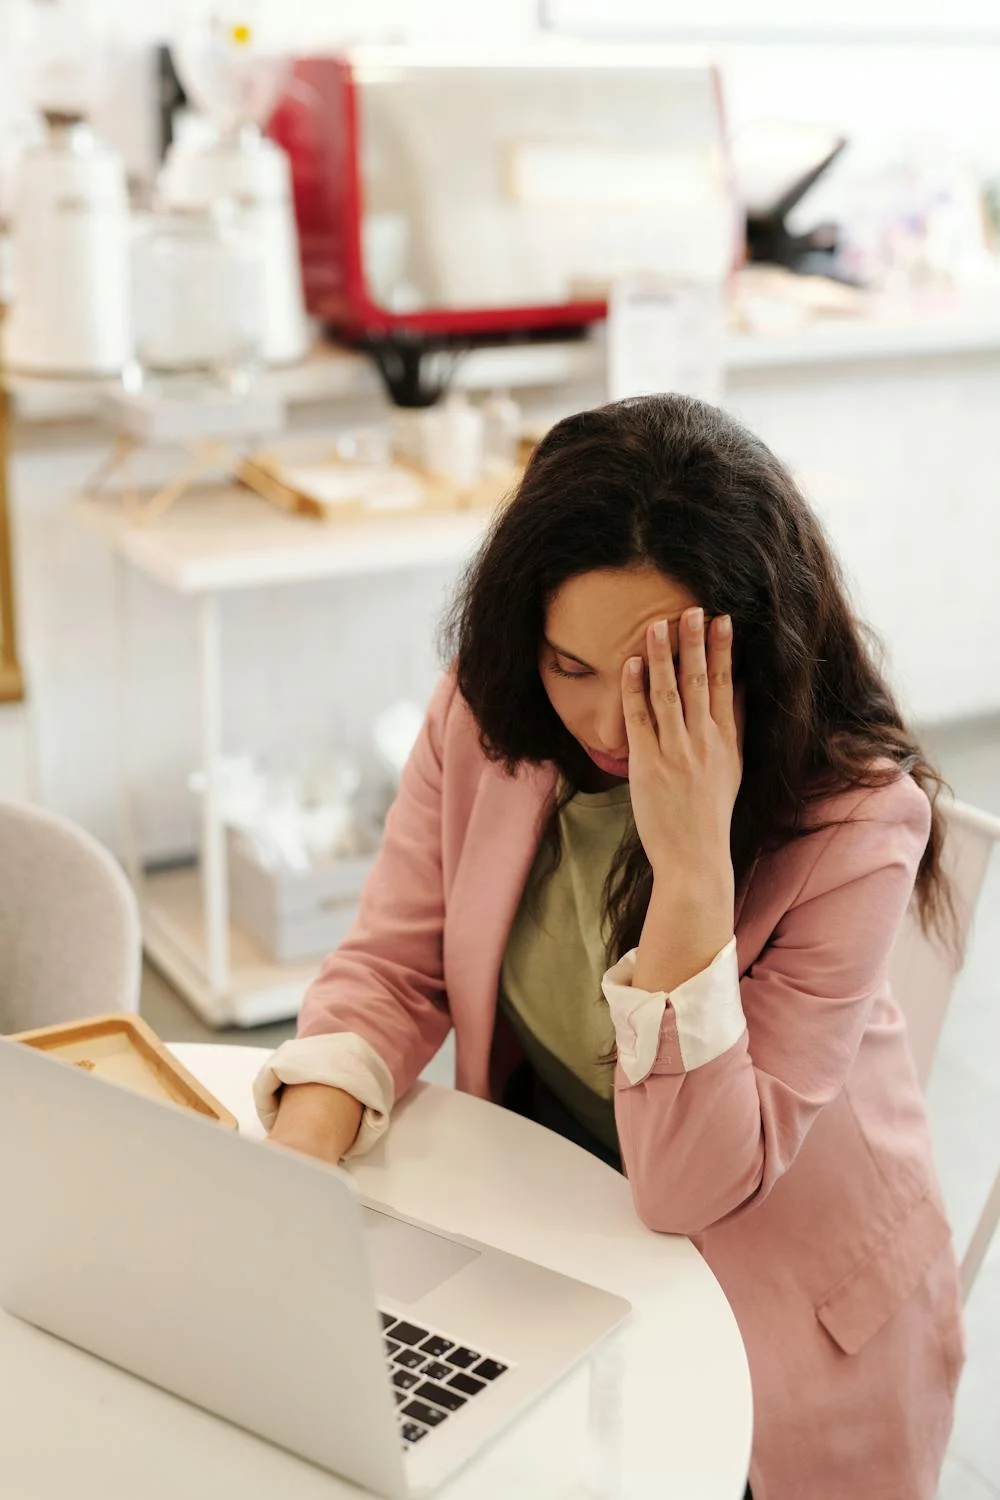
top-left (0, 1043), bottom-right (753, 1500)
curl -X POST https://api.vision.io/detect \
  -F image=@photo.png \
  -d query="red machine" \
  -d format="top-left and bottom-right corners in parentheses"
top-left (269, 51), bottom-right (732, 347)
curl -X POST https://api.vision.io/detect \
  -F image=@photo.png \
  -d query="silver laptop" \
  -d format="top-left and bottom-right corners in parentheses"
top-left (0, 1038), bottom-right (630, 1498)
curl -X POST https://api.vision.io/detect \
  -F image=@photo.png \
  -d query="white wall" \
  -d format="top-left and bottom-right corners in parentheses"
top-left (6, 0), bottom-right (1000, 201)
top-left (720, 47), bottom-right (1000, 175)
top-left (543, 0), bottom-right (1000, 41)
top-left (0, 704), bottom-right (31, 802)
top-left (83, 0), bottom-right (542, 50)
top-left (267, 0), bottom-right (541, 47)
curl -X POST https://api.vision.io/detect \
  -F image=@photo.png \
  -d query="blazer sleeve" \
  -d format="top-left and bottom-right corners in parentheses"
top-left (613, 776), bottom-right (931, 1236)
top-left (293, 673), bottom-right (458, 1101)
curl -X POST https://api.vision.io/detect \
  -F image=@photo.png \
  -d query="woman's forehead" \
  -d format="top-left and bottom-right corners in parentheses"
top-left (545, 567), bottom-right (699, 661)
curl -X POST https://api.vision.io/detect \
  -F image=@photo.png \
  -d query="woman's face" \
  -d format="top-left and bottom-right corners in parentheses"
top-left (541, 565), bottom-right (700, 785)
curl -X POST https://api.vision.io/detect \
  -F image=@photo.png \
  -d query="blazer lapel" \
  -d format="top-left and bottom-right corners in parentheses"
top-left (734, 853), bottom-right (764, 977)
top-left (444, 759), bottom-right (556, 1091)
top-left (734, 855), bottom-right (758, 927)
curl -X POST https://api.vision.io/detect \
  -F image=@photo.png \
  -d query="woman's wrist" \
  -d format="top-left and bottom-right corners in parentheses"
top-left (269, 1082), bottom-right (364, 1165)
top-left (632, 865), bottom-right (734, 994)
top-left (648, 839), bottom-right (732, 891)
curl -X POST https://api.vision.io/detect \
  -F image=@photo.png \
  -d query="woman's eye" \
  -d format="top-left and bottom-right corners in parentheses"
top-left (549, 662), bottom-right (591, 680)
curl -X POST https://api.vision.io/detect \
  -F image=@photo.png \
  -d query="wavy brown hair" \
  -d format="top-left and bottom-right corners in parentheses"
top-left (445, 393), bottom-right (951, 963)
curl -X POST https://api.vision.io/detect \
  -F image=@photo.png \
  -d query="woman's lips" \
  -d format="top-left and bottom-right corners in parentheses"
top-left (586, 746), bottom-right (630, 776)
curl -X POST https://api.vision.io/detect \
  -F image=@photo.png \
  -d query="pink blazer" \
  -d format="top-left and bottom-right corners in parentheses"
top-left (299, 674), bottom-right (964, 1500)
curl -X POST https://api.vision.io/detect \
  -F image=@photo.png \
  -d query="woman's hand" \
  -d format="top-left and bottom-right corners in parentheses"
top-left (267, 1082), bottom-right (363, 1167)
top-left (622, 608), bottom-right (741, 992)
top-left (623, 608), bottom-right (741, 878)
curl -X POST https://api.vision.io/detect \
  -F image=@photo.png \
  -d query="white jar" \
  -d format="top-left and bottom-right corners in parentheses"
top-left (426, 392), bottom-right (484, 488)
top-left (482, 388), bottom-right (521, 470)
top-left (133, 201), bottom-right (264, 389)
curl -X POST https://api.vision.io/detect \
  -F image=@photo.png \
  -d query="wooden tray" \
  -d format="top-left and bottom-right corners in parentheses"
top-left (12, 1013), bottom-right (238, 1130)
top-left (236, 449), bottom-right (522, 525)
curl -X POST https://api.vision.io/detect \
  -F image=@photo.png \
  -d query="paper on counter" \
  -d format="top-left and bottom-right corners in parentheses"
top-left (277, 462), bottom-right (423, 512)
top-left (606, 275), bottom-right (725, 406)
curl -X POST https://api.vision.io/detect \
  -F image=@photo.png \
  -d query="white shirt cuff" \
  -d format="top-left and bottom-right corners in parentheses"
top-left (601, 936), bottom-right (744, 1083)
top-left (253, 1033), bottom-right (395, 1159)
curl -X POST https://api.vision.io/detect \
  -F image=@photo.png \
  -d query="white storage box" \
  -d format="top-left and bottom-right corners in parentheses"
top-left (228, 835), bottom-right (377, 963)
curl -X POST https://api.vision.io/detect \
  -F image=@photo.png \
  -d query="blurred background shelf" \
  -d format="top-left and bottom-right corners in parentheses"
top-left (81, 483), bottom-right (496, 1033)
top-left (14, 309), bottom-right (1000, 427)
top-left (76, 485), bottom-right (493, 593)
top-left (141, 866), bottom-right (318, 1029)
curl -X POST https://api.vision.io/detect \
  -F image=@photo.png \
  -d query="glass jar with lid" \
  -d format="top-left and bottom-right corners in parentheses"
top-left (132, 199), bottom-right (264, 390)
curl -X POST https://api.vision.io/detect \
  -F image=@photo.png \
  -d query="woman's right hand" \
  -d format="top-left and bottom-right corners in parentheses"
top-left (267, 1082), bottom-right (364, 1167)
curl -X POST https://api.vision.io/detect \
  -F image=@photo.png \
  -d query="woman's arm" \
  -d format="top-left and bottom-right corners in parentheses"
top-left (268, 1083), bottom-right (363, 1165)
top-left (610, 782), bottom-right (929, 1234)
top-left (258, 674), bottom-right (459, 1154)
top-left (623, 608), bottom-right (741, 999)
top-left (613, 608), bottom-right (929, 1235)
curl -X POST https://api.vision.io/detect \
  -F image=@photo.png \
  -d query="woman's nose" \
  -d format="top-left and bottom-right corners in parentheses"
top-left (594, 690), bottom-right (628, 756)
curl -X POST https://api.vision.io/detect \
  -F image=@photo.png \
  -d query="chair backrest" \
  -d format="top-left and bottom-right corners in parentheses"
top-left (0, 800), bottom-right (141, 1035)
top-left (891, 799), bottom-right (1000, 1088)
top-left (889, 796), bottom-right (1000, 1300)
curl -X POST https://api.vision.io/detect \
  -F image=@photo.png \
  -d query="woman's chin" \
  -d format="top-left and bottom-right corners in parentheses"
top-left (586, 747), bottom-right (630, 779)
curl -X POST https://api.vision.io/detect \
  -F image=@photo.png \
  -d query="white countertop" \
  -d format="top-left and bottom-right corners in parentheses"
top-left (76, 487), bottom-right (492, 593)
top-left (9, 304), bottom-right (1000, 430)
top-left (723, 308), bottom-right (1000, 370)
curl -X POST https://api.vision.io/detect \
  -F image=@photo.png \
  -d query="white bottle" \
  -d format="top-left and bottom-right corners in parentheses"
top-left (482, 388), bottom-right (521, 472)
top-left (5, 122), bottom-right (133, 376)
top-left (427, 390), bottom-right (485, 489)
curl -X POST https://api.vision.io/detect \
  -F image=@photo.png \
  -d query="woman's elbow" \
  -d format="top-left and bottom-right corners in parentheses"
top-left (628, 1184), bottom-right (718, 1236)
top-left (631, 1196), bottom-right (697, 1236)
top-left (626, 1159), bottom-right (765, 1237)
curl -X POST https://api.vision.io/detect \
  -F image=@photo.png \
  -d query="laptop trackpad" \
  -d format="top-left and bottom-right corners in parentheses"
top-left (362, 1207), bottom-right (480, 1305)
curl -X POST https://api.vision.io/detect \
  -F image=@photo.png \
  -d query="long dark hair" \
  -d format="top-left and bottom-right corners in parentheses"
top-left (445, 394), bottom-right (950, 962)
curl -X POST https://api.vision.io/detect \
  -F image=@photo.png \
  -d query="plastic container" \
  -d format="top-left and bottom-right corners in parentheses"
top-left (133, 200), bottom-right (264, 389)
top-left (228, 834), bottom-right (377, 963)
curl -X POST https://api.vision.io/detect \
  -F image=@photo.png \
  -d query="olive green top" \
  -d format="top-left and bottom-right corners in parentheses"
top-left (498, 782), bottom-right (633, 1155)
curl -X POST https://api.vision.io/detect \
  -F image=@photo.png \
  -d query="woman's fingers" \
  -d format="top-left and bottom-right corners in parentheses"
top-left (707, 614), bottom-right (737, 732)
top-left (675, 607), bottom-right (711, 737)
top-left (626, 610), bottom-right (735, 759)
top-left (621, 655), bottom-right (659, 758)
top-left (645, 616), bottom-right (685, 748)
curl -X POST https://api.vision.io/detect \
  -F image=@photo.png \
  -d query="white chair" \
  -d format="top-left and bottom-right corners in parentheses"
top-left (0, 800), bottom-right (141, 1035)
top-left (890, 797), bottom-right (1000, 1301)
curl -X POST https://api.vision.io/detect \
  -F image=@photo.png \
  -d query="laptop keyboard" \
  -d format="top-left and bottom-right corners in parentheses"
top-left (380, 1312), bottom-right (510, 1450)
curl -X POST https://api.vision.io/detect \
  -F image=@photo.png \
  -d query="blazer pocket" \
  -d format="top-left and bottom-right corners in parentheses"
top-left (816, 1193), bottom-right (954, 1357)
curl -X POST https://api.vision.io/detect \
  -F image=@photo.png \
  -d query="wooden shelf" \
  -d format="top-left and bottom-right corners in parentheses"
top-left (77, 485), bottom-right (491, 595)
top-left (141, 867), bottom-right (320, 1029)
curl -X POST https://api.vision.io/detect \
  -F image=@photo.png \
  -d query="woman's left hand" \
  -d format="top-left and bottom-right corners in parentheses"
top-left (622, 608), bottom-right (742, 887)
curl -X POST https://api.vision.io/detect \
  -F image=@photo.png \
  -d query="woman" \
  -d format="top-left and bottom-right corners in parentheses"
top-left (256, 395), bottom-right (964, 1499)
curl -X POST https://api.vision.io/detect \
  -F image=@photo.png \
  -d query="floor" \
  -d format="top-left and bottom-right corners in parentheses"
top-left (141, 714), bottom-right (1000, 1499)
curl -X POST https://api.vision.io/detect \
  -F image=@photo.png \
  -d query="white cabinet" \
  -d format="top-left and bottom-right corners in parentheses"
top-left (726, 350), bottom-right (1000, 724)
